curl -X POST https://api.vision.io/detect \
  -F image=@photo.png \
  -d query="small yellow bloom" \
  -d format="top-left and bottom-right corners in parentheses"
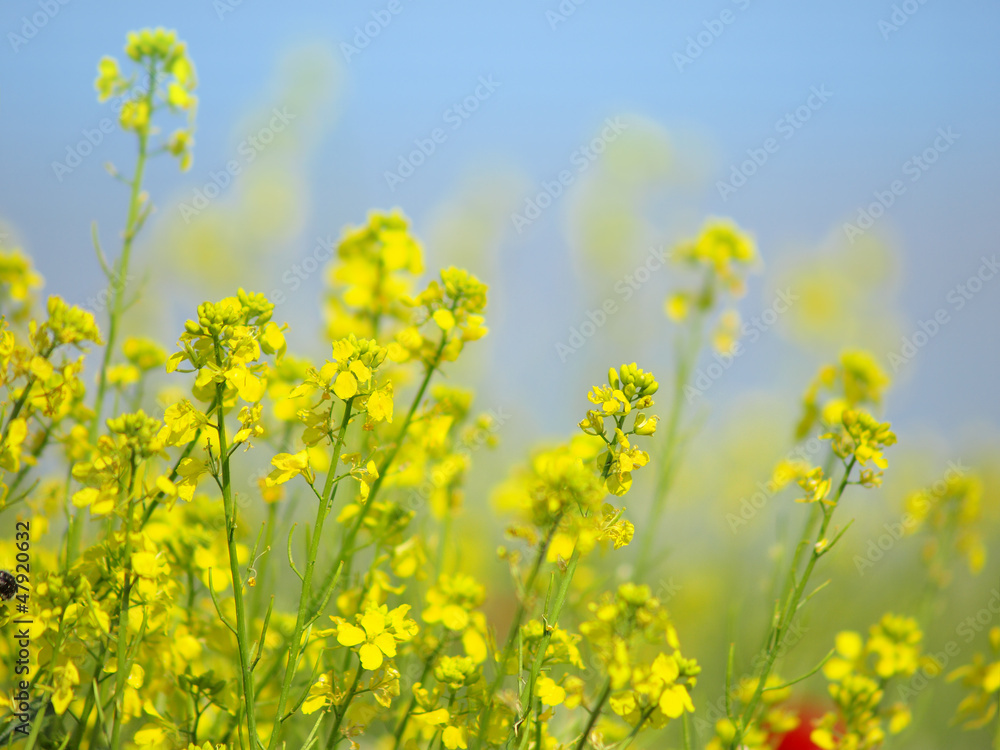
top-left (266, 450), bottom-right (313, 486)
top-left (536, 676), bottom-right (566, 706)
top-left (337, 608), bottom-right (399, 670)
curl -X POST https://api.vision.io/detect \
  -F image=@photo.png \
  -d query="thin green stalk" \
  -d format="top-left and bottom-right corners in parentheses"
top-left (682, 712), bottom-right (693, 750)
top-left (622, 706), bottom-right (656, 749)
top-left (66, 645), bottom-right (107, 750)
top-left (109, 481), bottom-right (137, 748)
top-left (392, 638), bottom-right (446, 750)
top-left (517, 547), bottom-right (582, 725)
top-left (772, 449), bottom-right (835, 619)
top-left (21, 698), bottom-right (49, 750)
top-left (251, 502), bottom-right (278, 618)
top-left (91, 66), bottom-right (156, 439)
top-left (70, 66), bottom-right (157, 570)
top-left (474, 514), bottom-right (564, 747)
top-left (636, 311), bottom-right (704, 577)
top-left (319, 329), bottom-right (449, 608)
top-left (267, 399), bottom-right (355, 750)
top-left (140, 424), bottom-right (207, 528)
top-left (214, 370), bottom-right (260, 748)
top-left (480, 440), bottom-right (618, 750)
top-left (730, 457), bottom-right (856, 748)
top-left (326, 661), bottom-right (363, 750)
top-left (574, 678), bottom-right (611, 750)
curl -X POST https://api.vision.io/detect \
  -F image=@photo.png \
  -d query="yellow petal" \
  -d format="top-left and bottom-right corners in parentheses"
top-left (349, 359), bottom-right (371, 383)
top-left (301, 692), bottom-right (328, 715)
top-left (836, 631), bottom-right (863, 660)
top-left (373, 631), bottom-right (397, 658)
top-left (433, 309), bottom-right (456, 330)
top-left (658, 684), bottom-right (693, 718)
top-left (334, 371), bottom-right (358, 400)
top-left (359, 642), bottom-right (384, 670)
top-left (361, 609), bottom-right (386, 638)
top-left (337, 623), bottom-right (366, 647)
top-left (441, 604), bottom-right (470, 632)
top-left (443, 726), bottom-right (467, 749)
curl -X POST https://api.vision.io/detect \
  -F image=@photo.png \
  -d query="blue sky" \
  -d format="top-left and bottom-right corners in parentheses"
top-left (2, 0), bottom-right (999, 441)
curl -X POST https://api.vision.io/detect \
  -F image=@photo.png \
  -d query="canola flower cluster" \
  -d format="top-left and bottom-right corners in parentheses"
top-left (0, 26), bottom-right (996, 750)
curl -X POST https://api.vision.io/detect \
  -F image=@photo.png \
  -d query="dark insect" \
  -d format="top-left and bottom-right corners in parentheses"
top-left (0, 569), bottom-right (18, 601)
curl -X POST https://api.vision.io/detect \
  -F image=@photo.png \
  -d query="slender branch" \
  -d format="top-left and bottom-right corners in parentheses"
top-left (267, 399), bottom-right (355, 750)
top-left (730, 457), bottom-right (856, 748)
top-left (213, 350), bottom-right (260, 748)
top-left (326, 662), bottom-right (363, 750)
top-left (109, 455), bottom-right (138, 749)
top-left (90, 65), bottom-right (156, 439)
top-left (574, 678), bottom-right (612, 750)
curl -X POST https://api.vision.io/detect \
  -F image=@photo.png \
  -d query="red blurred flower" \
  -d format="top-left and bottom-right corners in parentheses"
top-left (775, 704), bottom-right (824, 750)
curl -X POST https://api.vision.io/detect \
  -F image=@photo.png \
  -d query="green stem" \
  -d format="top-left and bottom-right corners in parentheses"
top-left (109, 486), bottom-right (137, 748)
top-left (213, 366), bottom-right (260, 748)
top-left (392, 638), bottom-right (446, 750)
top-left (574, 678), bottom-right (612, 750)
top-left (622, 706), bottom-right (656, 749)
top-left (731, 457), bottom-right (856, 748)
top-left (319, 330), bottom-right (449, 610)
top-left (475, 514), bottom-right (564, 746)
top-left (326, 662), bottom-right (363, 750)
top-left (66, 646), bottom-right (107, 750)
top-left (636, 311), bottom-right (704, 577)
top-left (518, 547), bottom-right (581, 720)
top-left (481, 438), bottom-right (618, 749)
top-left (72, 66), bottom-right (157, 570)
top-left (91, 67), bottom-right (155, 439)
top-left (0, 342), bottom-right (55, 444)
top-left (267, 399), bottom-right (355, 750)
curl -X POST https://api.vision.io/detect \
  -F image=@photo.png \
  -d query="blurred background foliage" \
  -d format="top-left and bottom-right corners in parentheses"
top-left (1, 2), bottom-right (998, 747)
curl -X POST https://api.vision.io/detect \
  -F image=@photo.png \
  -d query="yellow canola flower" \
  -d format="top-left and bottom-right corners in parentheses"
top-left (442, 725), bottom-right (467, 749)
top-left (336, 604), bottom-right (417, 671)
top-left (536, 676), bottom-right (565, 706)
top-left (266, 450), bottom-right (313, 486)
